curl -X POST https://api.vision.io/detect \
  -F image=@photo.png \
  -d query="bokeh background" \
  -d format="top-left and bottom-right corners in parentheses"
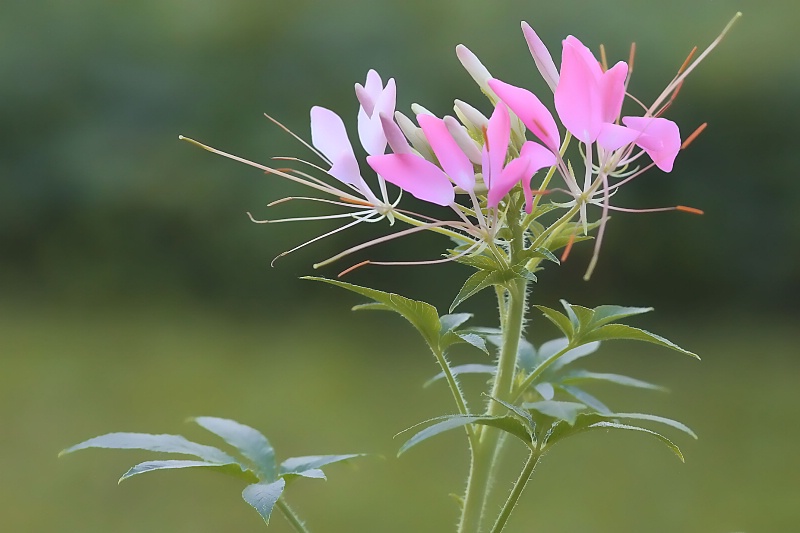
top-left (2, 0), bottom-right (798, 531)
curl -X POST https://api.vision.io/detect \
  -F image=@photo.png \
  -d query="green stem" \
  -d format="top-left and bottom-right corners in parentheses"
top-left (277, 499), bottom-right (311, 533)
top-left (433, 345), bottom-right (476, 444)
top-left (458, 276), bottom-right (529, 533)
top-left (488, 451), bottom-right (541, 533)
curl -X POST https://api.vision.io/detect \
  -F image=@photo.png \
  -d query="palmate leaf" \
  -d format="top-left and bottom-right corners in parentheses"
top-left (451, 269), bottom-right (514, 313)
top-left (535, 305), bottom-right (574, 339)
top-left (280, 454), bottom-right (365, 480)
top-left (59, 433), bottom-right (236, 464)
top-left (192, 417), bottom-right (276, 481)
top-left (560, 370), bottom-right (667, 392)
top-left (524, 401), bottom-right (587, 426)
top-left (580, 324), bottom-right (699, 359)
top-left (586, 422), bottom-right (685, 462)
top-left (542, 412), bottom-right (692, 461)
top-left (119, 460), bottom-right (256, 483)
top-left (589, 305), bottom-right (654, 328)
top-left (303, 277), bottom-right (441, 349)
top-left (242, 478), bottom-right (286, 525)
top-left (398, 415), bottom-right (531, 456)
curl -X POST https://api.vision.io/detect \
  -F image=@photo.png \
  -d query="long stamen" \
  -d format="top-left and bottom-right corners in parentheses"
top-left (560, 233), bottom-right (576, 262)
top-left (263, 112), bottom-right (331, 165)
top-left (338, 260), bottom-right (371, 277)
top-left (271, 218), bottom-right (365, 266)
top-left (681, 123), bottom-right (708, 150)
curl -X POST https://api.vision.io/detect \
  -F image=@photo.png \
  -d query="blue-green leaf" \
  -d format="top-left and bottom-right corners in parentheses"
top-left (561, 371), bottom-right (666, 392)
top-left (424, 364), bottom-right (495, 388)
top-left (561, 301), bottom-right (594, 332)
top-left (545, 340), bottom-right (600, 370)
top-left (304, 277), bottom-right (441, 349)
top-left (580, 324), bottom-right (699, 358)
top-left (280, 454), bottom-right (364, 478)
top-left (242, 478), bottom-right (286, 524)
top-left (589, 305), bottom-right (653, 328)
top-left (534, 306), bottom-right (574, 338)
top-left (398, 415), bottom-right (531, 456)
top-left (602, 413), bottom-right (697, 439)
top-left (456, 333), bottom-right (489, 354)
top-left (119, 460), bottom-right (254, 483)
top-left (440, 313), bottom-right (473, 333)
top-left (524, 401), bottom-right (587, 426)
top-left (587, 421), bottom-right (685, 462)
top-left (558, 385), bottom-right (612, 415)
top-left (191, 417), bottom-right (276, 481)
top-left (59, 433), bottom-right (235, 464)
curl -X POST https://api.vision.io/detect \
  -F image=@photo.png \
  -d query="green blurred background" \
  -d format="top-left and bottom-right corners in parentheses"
top-left (2, 0), bottom-right (798, 531)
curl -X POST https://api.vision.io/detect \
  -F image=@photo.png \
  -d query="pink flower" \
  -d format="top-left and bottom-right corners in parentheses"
top-left (355, 70), bottom-right (396, 156)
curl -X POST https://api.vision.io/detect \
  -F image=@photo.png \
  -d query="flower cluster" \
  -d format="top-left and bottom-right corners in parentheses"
top-left (181, 17), bottom-right (736, 278)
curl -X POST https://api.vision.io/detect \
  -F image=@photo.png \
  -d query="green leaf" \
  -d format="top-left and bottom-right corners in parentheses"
top-left (534, 306), bottom-right (574, 339)
top-left (424, 364), bottom-right (495, 387)
top-left (440, 313), bottom-right (473, 333)
top-left (455, 333), bottom-right (489, 354)
top-left (580, 324), bottom-right (699, 358)
top-left (455, 254), bottom-right (501, 271)
top-left (487, 395), bottom-right (534, 430)
top-left (192, 417), bottom-right (276, 481)
top-left (451, 270), bottom-right (504, 313)
top-left (602, 413), bottom-right (697, 439)
top-left (304, 277), bottom-right (441, 349)
top-left (587, 421), bottom-right (685, 462)
top-left (280, 454), bottom-right (364, 478)
top-left (589, 305), bottom-right (653, 328)
top-left (242, 478), bottom-right (286, 525)
top-left (522, 246), bottom-right (560, 265)
top-left (398, 415), bottom-right (531, 455)
top-left (544, 339), bottom-right (600, 370)
top-left (558, 385), bottom-right (611, 414)
top-left (351, 302), bottom-right (392, 312)
top-left (119, 460), bottom-right (255, 483)
top-left (59, 433), bottom-right (236, 464)
top-left (516, 338), bottom-right (537, 373)
top-left (560, 300), bottom-right (594, 332)
top-left (561, 371), bottom-right (666, 392)
top-left (524, 401), bottom-right (587, 426)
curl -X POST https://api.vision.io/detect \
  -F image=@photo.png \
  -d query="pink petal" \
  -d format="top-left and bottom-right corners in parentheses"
top-left (310, 106), bottom-right (364, 188)
top-left (456, 45), bottom-right (497, 99)
top-left (622, 116), bottom-right (681, 172)
top-left (366, 153), bottom-right (455, 206)
top-left (521, 22), bottom-right (559, 93)
top-left (555, 38), bottom-right (602, 143)
top-left (380, 113), bottom-right (412, 155)
top-left (596, 122), bottom-right (640, 151)
top-left (488, 78), bottom-right (560, 152)
top-left (485, 102), bottom-right (511, 186)
top-left (519, 141), bottom-right (557, 213)
top-left (418, 114), bottom-right (475, 191)
top-left (563, 36), bottom-right (603, 80)
top-left (355, 69), bottom-right (383, 115)
top-left (598, 61), bottom-right (628, 123)
top-left (487, 156), bottom-right (529, 209)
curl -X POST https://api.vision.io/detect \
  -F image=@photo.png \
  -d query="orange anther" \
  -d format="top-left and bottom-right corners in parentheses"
top-left (676, 205), bottom-right (704, 215)
top-left (339, 196), bottom-right (374, 207)
top-left (561, 233), bottom-right (576, 262)
top-left (338, 260), bottom-right (370, 278)
top-left (678, 46), bottom-right (698, 75)
top-left (681, 122), bottom-right (708, 150)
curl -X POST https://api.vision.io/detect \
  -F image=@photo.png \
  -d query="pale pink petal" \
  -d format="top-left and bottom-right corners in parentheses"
top-left (521, 22), bottom-right (559, 93)
top-left (418, 114), bottom-right (475, 191)
top-left (598, 61), bottom-right (628, 123)
top-left (355, 69), bottom-right (383, 115)
top-left (485, 103), bottom-right (511, 184)
top-left (488, 78), bottom-right (561, 152)
top-left (310, 106), bottom-right (364, 187)
top-left (456, 45), bottom-right (498, 99)
top-left (555, 39), bottom-right (602, 143)
top-left (487, 156), bottom-right (529, 209)
top-left (519, 141), bottom-right (557, 213)
top-left (366, 153), bottom-right (455, 206)
top-left (596, 123), bottom-right (639, 151)
top-left (358, 78), bottom-right (395, 156)
top-left (622, 116), bottom-right (681, 172)
top-left (454, 99), bottom-right (489, 133)
top-left (380, 114), bottom-right (412, 155)
top-left (444, 116), bottom-right (482, 164)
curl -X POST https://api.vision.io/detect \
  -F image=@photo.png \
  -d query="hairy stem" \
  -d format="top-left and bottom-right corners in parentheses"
top-left (488, 451), bottom-right (541, 533)
top-left (277, 499), bottom-right (311, 533)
